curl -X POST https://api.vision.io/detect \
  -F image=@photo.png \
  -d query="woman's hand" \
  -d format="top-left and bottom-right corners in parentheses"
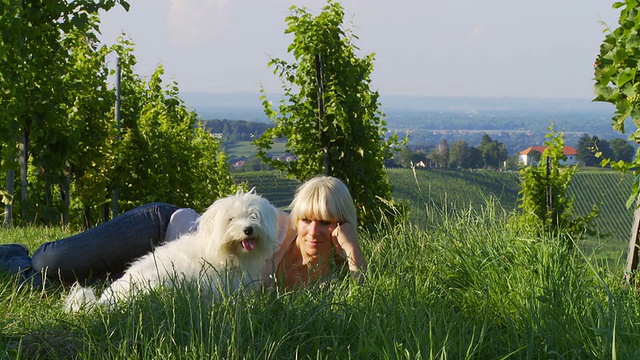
top-left (331, 222), bottom-right (366, 283)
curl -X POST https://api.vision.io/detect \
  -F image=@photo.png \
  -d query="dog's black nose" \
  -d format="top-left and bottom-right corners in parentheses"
top-left (244, 226), bottom-right (253, 236)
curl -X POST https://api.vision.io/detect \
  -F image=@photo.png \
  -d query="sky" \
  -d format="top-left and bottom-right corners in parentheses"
top-left (98, 0), bottom-right (620, 99)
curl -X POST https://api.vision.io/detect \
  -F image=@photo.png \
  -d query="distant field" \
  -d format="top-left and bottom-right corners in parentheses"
top-left (568, 170), bottom-right (634, 241)
top-left (233, 168), bottom-right (635, 258)
top-left (224, 141), bottom-right (287, 159)
top-left (232, 171), bottom-right (300, 208)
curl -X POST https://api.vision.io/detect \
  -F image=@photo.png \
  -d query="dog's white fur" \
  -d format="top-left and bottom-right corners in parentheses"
top-left (65, 191), bottom-right (279, 312)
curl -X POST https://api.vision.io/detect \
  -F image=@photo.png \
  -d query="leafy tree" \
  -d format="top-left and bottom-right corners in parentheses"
top-left (577, 134), bottom-right (614, 166)
top-left (394, 146), bottom-right (426, 168)
top-left (427, 140), bottom-right (449, 168)
top-left (595, 137), bottom-right (614, 161)
top-left (610, 138), bottom-right (635, 163)
top-left (62, 26), bottom-right (118, 227)
top-left (517, 126), bottom-right (596, 240)
top-left (254, 0), bottom-right (403, 224)
top-left (99, 37), bottom-right (238, 219)
top-left (477, 134), bottom-right (508, 169)
top-left (2, 22), bottom-right (237, 227)
top-left (0, 0), bottom-right (129, 226)
top-left (448, 140), bottom-right (470, 169)
top-left (467, 146), bottom-right (484, 169)
top-left (203, 119), bottom-right (272, 141)
top-left (594, 1), bottom-right (640, 205)
top-left (576, 133), bottom-right (599, 166)
top-left (112, 63), bottom-right (238, 213)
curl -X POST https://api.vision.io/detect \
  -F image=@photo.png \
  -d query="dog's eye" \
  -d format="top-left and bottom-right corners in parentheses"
top-left (228, 217), bottom-right (234, 223)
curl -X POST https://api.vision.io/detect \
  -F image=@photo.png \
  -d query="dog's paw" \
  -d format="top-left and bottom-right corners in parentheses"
top-left (64, 282), bottom-right (98, 313)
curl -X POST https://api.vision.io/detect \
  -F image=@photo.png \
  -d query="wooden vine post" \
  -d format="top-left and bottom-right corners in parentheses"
top-left (625, 195), bottom-right (640, 283)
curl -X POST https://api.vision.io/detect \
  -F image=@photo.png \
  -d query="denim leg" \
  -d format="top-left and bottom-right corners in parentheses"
top-left (0, 244), bottom-right (40, 286)
top-left (31, 202), bottom-right (179, 285)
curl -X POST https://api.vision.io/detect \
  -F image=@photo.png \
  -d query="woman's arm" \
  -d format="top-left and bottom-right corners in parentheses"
top-left (332, 222), bottom-right (366, 284)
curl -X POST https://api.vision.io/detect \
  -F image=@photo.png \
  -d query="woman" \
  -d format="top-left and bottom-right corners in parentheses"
top-left (0, 176), bottom-right (366, 290)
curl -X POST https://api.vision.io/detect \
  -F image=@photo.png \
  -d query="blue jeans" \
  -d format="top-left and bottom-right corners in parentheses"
top-left (0, 202), bottom-right (179, 287)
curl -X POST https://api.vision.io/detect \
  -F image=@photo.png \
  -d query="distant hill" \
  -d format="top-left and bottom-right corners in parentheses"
top-left (182, 91), bottom-right (635, 157)
top-left (379, 95), bottom-right (614, 113)
top-left (232, 168), bottom-right (634, 243)
top-left (181, 92), bottom-right (268, 122)
top-left (182, 91), bottom-right (620, 135)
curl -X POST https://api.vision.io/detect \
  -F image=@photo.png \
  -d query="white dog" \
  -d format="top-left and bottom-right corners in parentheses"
top-left (65, 191), bottom-right (280, 312)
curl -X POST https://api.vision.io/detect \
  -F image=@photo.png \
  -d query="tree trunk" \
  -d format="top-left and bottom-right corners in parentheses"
top-left (60, 163), bottom-right (70, 226)
top-left (19, 128), bottom-right (29, 226)
top-left (83, 205), bottom-right (92, 230)
top-left (3, 169), bottom-right (15, 228)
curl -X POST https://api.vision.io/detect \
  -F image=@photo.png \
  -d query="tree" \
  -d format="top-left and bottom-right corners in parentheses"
top-left (477, 134), bottom-right (508, 169)
top-left (517, 126), bottom-right (596, 240)
top-left (594, 1), bottom-right (640, 205)
top-left (254, 0), bottom-right (403, 224)
top-left (0, 0), bottom-right (129, 226)
top-left (577, 134), bottom-right (614, 166)
top-left (111, 60), bottom-right (238, 213)
top-left (427, 140), bottom-right (449, 168)
top-left (1, 23), bottom-right (237, 227)
top-left (595, 138), bottom-right (614, 161)
top-left (448, 140), bottom-right (470, 169)
top-left (610, 138), bottom-right (635, 163)
top-left (576, 133), bottom-right (598, 166)
top-left (467, 146), bottom-right (484, 169)
top-left (62, 25), bottom-right (118, 227)
top-left (393, 146), bottom-right (426, 168)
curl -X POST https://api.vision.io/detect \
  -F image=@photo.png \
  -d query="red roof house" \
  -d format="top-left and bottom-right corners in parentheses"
top-left (519, 146), bottom-right (578, 166)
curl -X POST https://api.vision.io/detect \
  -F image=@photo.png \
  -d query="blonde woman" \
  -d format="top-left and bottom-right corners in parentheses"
top-left (0, 176), bottom-right (366, 290)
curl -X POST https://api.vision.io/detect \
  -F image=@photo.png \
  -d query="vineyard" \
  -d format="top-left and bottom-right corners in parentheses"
top-left (232, 171), bottom-right (300, 208)
top-left (568, 170), bottom-right (635, 242)
top-left (386, 168), bottom-right (521, 214)
top-left (232, 168), bottom-right (635, 247)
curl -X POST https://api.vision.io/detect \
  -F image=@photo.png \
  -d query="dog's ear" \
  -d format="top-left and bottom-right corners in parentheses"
top-left (199, 197), bottom-right (226, 235)
top-left (239, 187), bottom-right (256, 196)
top-left (259, 198), bottom-right (279, 242)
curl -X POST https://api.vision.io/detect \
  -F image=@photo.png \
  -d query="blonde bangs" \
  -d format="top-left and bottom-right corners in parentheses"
top-left (289, 176), bottom-right (357, 227)
top-left (292, 185), bottom-right (335, 222)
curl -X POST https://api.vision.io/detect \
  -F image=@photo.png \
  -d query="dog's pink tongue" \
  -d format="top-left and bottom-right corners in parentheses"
top-left (242, 238), bottom-right (256, 252)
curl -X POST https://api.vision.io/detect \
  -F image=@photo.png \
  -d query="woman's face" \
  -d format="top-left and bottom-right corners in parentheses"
top-left (296, 217), bottom-right (338, 260)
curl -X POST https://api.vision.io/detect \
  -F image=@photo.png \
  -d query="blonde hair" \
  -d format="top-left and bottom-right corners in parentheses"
top-left (289, 176), bottom-right (358, 228)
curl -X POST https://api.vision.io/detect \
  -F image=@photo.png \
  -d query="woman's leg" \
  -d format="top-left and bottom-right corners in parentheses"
top-left (0, 244), bottom-right (37, 285)
top-left (165, 208), bottom-right (200, 242)
top-left (31, 202), bottom-right (179, 285)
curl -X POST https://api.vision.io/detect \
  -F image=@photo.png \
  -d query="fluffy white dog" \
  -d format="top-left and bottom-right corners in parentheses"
top-left (65, 191), bottom-right (280, 312)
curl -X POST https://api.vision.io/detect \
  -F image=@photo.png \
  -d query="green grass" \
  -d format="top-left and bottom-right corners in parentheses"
top-left (237, 168), bottom-right (634, 263)
top-left (2, 167), bottom-right (639, 358)
top-left (223, 141), bottom-right (287, 159)
top-left (3, 203), bottom-right (640, 358)
top-left (232, 171), bottom-right (299, 208)
top-left (233, 167), bottom-right (634, 244)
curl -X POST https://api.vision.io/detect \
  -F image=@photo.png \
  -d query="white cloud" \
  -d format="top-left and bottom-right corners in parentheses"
top-left (167, 0), bottom-right (230, 48)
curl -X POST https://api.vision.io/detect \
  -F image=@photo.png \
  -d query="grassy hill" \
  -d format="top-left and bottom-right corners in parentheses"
top-left (232, 171), bottom-right (300, 208)
top-left (234, 168), bottom-right (635, 246)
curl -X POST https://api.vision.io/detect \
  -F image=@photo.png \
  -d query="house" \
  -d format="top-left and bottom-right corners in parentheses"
top-left (519, 146), bottom-right (578, 166)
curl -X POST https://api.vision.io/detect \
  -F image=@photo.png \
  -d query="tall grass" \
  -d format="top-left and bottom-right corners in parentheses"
top-left (2, 204), bottom-right (640, 359)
